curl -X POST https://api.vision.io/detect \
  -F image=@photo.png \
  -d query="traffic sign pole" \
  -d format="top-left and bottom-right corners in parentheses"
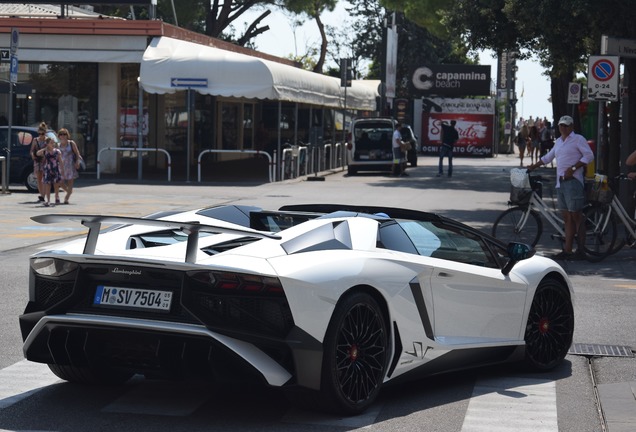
top-left (6, 28), bottom-right (19, 192)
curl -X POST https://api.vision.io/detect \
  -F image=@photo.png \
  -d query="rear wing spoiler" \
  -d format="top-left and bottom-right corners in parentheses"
top-left (31, 214), bottom-right (281, 263)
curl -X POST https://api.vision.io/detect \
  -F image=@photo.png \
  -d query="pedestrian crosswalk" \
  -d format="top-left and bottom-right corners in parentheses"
top-left (461, 377), bottom-right (557, 432)
top-left (0, 361), bottom-right (560, 431)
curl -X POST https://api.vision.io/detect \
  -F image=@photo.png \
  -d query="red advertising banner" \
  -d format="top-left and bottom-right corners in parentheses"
top-left (420, 98), bottom-right (495, 157)
top-left (119, 108), bottom-right (149, 147)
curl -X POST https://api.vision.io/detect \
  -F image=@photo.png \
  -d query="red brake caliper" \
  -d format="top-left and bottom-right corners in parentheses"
top-left (349, 344), bottom-right (359, 361)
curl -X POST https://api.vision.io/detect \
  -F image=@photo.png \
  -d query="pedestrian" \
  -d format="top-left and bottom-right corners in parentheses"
top-left (516, 123), bottom-right (529, 166)
top-left (539, 120), bottom-right (554, 158)
top-left (35, 137), bottom-right (64, 207)
top-left (30, 122), bottom-right (49, 202)
top-left (437, 120), bottom-right (458, 177)
top-left (527, 115), bottom-right (594, 260)
top-left (57, 128), bottom-right (82, 204)
top-left (528, 122), bottom-right (540, 164)
top-left (392, 122), bottom-right (408, 177)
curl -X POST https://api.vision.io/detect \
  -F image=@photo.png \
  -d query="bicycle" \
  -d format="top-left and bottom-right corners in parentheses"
top-left (491, 169), bottom-right (616, 262)
top-left (584, 174), bottom-right (636, 256)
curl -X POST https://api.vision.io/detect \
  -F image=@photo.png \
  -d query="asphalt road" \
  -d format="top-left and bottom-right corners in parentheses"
top-left (1, 153), bottom-right (635, 431)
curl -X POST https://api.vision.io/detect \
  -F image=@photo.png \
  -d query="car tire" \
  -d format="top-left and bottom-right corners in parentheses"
top-left (48, 363), bottom-right (134, 385)
top-left (347, 166), bottom-right (358, 176)
top-left (523, 279), bottom-right (574, 371)
top-left (24, 170), bottom-right (39, 193)
top-left (320, 291), bottom-right (388, 415)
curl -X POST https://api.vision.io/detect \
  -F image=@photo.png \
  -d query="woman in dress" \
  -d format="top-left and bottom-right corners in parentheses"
top-left (30, 122), bottom-right (49, 202)
top-left (57, 128), bottom-right (82, 204)
top-left (36, 137), bottom-right (64, 207)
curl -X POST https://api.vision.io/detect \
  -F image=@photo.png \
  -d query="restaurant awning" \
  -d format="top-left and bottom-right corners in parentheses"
top-left (140, 36), bottom-right (378, 111)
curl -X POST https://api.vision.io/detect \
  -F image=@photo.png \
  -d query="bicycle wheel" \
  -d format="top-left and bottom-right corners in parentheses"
top-left (610, 216), bottom-right (635, 254)
top-left (492, 207), bottom-right (543, 246)
top-left (582, 204), bottom-right (617, 260)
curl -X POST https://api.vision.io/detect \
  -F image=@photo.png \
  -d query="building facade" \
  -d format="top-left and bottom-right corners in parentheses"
top-left (0, 4), bottom-right (377, 181)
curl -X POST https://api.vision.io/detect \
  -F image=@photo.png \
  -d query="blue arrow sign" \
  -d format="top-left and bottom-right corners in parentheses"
top-left (171, 78), bottom-right (208, 88)
top-left (10, 54), bottom-right (18, 83)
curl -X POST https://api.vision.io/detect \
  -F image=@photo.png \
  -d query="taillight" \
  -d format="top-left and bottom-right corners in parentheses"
top-left (32, 257), bottom-right (78, 277)
top-left (188, 271), bottom-right (284, 296)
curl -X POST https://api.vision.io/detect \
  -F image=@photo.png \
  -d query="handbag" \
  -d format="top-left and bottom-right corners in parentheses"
top-left (71, 141), bottom-right (84, 170)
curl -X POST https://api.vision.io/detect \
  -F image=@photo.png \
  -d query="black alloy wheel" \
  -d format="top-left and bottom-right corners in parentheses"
top-left (321, 292), bottom-right (388, 415)
top-left (523, 279), bottom-right (574, 371)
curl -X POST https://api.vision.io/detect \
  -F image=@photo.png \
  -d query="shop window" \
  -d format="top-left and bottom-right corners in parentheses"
top-left (120, 64), bottom-right (147, 150)
top-left (15, 62), bottom-right (98, 169)
top-left (243, 103), bottom-right (253, 149)
top-left (220, 102), bottom-right (240, 150)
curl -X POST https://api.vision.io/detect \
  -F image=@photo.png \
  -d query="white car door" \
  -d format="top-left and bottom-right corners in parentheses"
top-left (397, 219), bottom-right (528, 344)
top-left (430, 262), bottom-right (527, 343)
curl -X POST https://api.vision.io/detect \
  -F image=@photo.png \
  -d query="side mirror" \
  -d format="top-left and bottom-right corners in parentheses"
top-left (502, 242), bottom-right (535, 276)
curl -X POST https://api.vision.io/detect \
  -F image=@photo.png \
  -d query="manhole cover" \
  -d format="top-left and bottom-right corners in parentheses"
top-left (569, 343), bottom-right (634, 357)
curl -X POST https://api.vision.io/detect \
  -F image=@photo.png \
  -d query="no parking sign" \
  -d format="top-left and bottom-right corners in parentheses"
top-left (587, 56), bottom-right (619, 101)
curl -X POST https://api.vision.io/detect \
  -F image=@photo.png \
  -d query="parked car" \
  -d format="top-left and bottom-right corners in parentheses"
top-left (346, 117), bottom-right (396, 175)
top-left (0, 126), bottom-right (58, 192)
top-left (20, 203), bottom-right (574, 415)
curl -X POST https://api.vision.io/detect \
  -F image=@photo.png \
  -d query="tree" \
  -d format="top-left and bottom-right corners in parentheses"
top-left (443, 0), bottom-right (636, 175)
top-left (93, 1), bottom-right (277, 47)
top-left (380, 0), bottom-right (452, 38)
top-left (348, 0), bottom-right (471, 97)
top-left (280, 0), bottom-right (339, 73)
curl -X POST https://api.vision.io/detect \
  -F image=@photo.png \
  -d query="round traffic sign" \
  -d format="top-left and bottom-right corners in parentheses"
top-left (10, 28), bottom-right (19, 54)
top-left (591, 59), bottom-right (615, 82)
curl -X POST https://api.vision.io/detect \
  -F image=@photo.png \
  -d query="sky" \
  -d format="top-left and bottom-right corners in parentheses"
top-left (240, 4), bottom-right (553, 120)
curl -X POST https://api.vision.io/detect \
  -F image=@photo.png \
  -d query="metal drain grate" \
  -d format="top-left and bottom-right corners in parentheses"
top-left (569, 343), bottom-right (634, 357)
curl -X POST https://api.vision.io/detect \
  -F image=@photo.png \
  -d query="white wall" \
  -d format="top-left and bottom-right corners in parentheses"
top-left (97, 63), bottom-right (119, 173)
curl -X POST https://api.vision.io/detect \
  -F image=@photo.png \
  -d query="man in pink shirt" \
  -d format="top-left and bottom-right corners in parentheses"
top-left (527, 115), bottom-right (594, 260)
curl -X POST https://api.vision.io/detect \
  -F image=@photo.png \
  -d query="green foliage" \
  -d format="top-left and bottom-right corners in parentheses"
top-left (282, 0), bottom-right (338, 15)
top-left (348, 0), bottom-right (472, 97)
top-left (156, 0), bottom-right (206, 30)
top-left (285, 51), bottom-right (319, 70)
top-left (380, 0), bottom-right (451, 38)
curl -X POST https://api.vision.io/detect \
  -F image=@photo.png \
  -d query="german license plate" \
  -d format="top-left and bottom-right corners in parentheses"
top-left (93, 285), bottom-right (172, 312)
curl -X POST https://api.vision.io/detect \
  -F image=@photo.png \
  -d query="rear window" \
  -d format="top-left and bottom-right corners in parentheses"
top-left (353, 123), bottom-right (393, 144)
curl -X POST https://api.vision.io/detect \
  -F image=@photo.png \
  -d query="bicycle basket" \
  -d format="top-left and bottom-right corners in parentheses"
top-left (510, 168), bottom-right (530, 188)
top-left (585, 180), bottom-right (614, 204)
top-left (510, 186), bottom-right (533, 205)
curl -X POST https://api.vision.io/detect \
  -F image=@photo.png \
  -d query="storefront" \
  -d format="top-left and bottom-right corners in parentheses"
top-left (0, 6), bottom-right (377, 181)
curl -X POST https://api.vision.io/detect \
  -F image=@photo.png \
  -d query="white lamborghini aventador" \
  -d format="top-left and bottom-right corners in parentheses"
top-left (19, 204), bottom-right (574, 415)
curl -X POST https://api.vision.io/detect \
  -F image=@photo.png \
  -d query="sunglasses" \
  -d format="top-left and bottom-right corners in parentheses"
top-left (38, 131), bottom-right (45, 135)
top-left (58, 133), bottom-right (68, 136)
